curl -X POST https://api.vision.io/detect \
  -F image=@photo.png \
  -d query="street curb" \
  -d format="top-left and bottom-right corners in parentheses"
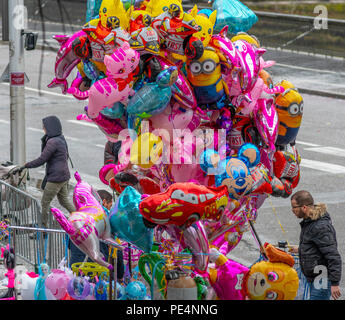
top-left (298, 88), bottom-right (345, 100)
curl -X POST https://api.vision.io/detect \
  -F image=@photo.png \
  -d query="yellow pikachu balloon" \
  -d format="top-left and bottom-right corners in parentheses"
top-left (99, 0), bottom-right (129, 29)
top-left (143, 0), bottom-right (183, 18)
top-left (189, 5), bottom-right (217, 48)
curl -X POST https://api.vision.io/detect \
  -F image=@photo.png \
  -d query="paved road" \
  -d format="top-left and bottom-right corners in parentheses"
top-left (0, 33), bottom-right (345, 298)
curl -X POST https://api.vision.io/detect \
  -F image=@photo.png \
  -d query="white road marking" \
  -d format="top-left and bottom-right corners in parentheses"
top-left (0, 119), bottom-right (10, 124)
top-left (0, 83), bottom-right (74, 98)
top-left (275, 63), bottom-right (345, 76)
top-left (27, 127), bottom-right (83, 143)
top-left (305, 146), bottom-right (345, 158)
top-left (67, 119), bottom-right (97, 128)
top-left (296, 140), bottom-right (320, 147)
top-left (295, 78), bottom-right (345, 89)
top-left (300, 159), bottom-right (345, 174)
top-left (28, 127), bottom-right (43, 133)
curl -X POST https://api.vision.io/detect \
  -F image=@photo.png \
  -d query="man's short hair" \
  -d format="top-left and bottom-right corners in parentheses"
top-left (97, 189), bottom-right (113, 202)
top-left (291, 190), bottom-right (314, 206)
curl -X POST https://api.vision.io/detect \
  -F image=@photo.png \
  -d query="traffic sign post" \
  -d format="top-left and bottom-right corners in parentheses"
top-left (8, 0), bottom-right (26, 165)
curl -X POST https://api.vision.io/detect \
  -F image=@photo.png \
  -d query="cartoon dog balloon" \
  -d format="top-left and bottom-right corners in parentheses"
top-left (208, 243), bottom-right (299, 300)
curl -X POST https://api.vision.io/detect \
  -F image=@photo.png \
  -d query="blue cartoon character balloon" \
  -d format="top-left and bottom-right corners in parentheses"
top-left (125, 281), bottom-right (150, 300)
top-left (109, 186), bottom-right (153, 252)
top-left (126, 66), bottom-right (178, 118)
top-left (210, 0), bottom-right (258, 33)
top-left (200, 143), bottom-right (260, 200)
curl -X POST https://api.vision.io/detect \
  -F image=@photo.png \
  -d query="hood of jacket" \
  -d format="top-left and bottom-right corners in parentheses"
top-left (300, 203), bottom-right (328, 227)
top-left (42, 116), bottom-right (62, 138)
top-left (308, 202), bottom-right (328, 220)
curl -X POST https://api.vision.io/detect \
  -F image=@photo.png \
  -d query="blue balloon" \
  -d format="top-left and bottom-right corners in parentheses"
top-left (199, 149), bottom-right (225, 176)
top-left (83, 59), bottom-right (99, 81)
top-left (109, 186), bottom-right (153, 253)
top-left (85, 0), bottom-right (102, 23)
top-left (126, 67), bottom-right (178, 118)
top-left (117, 282), bottom-right (126, 300)
top-left (198, 8), bottom-right (214, 17)
top-left (100, 102), bottom-right (125, 119)
top-left (125, 281), bottom-right (147, 300)
top-left (212, 0), bottom-right (258, 33)
top-left (238, 143), bottom-right (260, 167)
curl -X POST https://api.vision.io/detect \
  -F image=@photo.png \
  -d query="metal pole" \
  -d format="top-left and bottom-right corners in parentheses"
top-left (2, 0), bottom-right (9, 41)
top-left (9, 0), bottom-right (26, 166)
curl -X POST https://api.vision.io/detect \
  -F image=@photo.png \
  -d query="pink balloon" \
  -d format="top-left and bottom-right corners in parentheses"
top-left (51, 172), bottom-right (122, 270)
top-left (45, 270), bottom-right (72, 300)
top-left (47, 31), bottom-right (85, 94)
top-left (208, 249), bottom-right (249, 300)
top-left (150, 100), bottom-right (201, 138)
top-left (67, 42), bottom-right (140, 119)
top-left (254, 99), bottom-right (279, 151)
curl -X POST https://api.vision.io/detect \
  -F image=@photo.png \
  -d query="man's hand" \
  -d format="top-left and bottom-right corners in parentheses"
top-left (288, 245), bottom-right (298, 254)
top-left (331, 286), bottom-right (341, 300)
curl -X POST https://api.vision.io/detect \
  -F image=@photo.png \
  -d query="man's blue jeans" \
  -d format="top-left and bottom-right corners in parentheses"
top-left (309, 280), bottom-right (331, 300)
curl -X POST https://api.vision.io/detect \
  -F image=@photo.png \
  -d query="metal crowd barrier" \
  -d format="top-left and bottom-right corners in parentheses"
top-left (0, 179), bottom-right (74, 270)
top-left (0, 179), bottom-right (51, 269)
top-left (0, 179), bottom-right (124, 299)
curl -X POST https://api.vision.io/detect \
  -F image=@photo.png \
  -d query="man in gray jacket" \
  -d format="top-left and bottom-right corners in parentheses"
top-left (290, 190), bottom-right (342, 300)
top-left (23, 116), bottom-right (75, 228)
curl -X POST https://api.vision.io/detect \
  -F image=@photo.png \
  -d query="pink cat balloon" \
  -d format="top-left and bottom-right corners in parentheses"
top-left (68, 41), bottom-right (140, 119)
top-left (51, 172), bottom-right (122, 270)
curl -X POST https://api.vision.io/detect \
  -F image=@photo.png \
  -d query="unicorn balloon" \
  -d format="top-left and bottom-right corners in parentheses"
top-left (51, 172), bottom-right (122, 270)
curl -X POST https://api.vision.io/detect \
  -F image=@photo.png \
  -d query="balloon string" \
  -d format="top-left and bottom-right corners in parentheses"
top-left (268, 196), bottom-right (290, 247)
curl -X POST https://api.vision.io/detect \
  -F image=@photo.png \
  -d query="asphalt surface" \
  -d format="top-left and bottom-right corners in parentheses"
top-left (0, 19), bottom-right (345, 299)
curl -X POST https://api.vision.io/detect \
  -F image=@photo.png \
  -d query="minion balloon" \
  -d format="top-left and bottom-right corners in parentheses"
top-left (275, 80), bottom-right (303, 147)
top-left (186, 47), bottom-right (228, 110)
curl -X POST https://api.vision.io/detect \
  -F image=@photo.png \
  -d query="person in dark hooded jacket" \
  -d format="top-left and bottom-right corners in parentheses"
top-left (290, 190), bottom-right (342, 300)
top-left (23, 116), bottom-right (75, 228)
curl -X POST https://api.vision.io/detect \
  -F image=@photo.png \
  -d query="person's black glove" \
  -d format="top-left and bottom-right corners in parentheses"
top-left (12, 166), bottom-right (26, 175)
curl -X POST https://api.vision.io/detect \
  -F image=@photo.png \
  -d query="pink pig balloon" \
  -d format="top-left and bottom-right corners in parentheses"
top-left (45, 269), bottom-right (72, 300)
